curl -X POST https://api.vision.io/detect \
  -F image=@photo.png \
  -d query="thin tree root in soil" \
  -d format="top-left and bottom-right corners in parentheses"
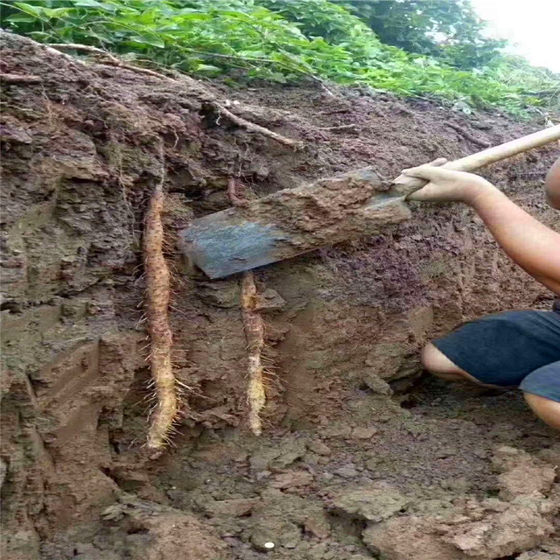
top-left (144, 144), bottom-right (179, 450)
top-left (48, 42), bottom-right (300, 149)
top-left (47, 43), bottom-right (175, 81)
top-left (211, 102), bottom-right (303, 149)
top-left (227, 176), bottom-right (249, 207)
top-left (0, 72), bottom-right (43, 84)
top-left (241, 272), bottom-right (266, 436)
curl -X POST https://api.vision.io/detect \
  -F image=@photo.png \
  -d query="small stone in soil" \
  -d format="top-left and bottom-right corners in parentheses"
top-left (304, 512), bottom-right (331, 539)
top-left (351, 426), bottom-right (378, 439)
top-left (334, 464), bottom-right (359, 478)
top-left (250, 529), bottom-right (279, 552)
top-left (538, 443), bottom-right (560, 468)
top-left (330, 483), bottom-right (408, 522)
top-left (517, 552), bottom-right (560, 560)
top-left (269, 438), bottom-right (307, 470)
top-left (440, 477), bottom-right (470, 493)
top-left (435, 446), bottom-right (456, 459)
top-left (256, 470), bottom-right (271, 481)
top-left (323, 425), bottom-right (352, 438)
top-left (307, 439), bottom-right (332, 456)
top-left (365, 456), bottom-right (382, 471)
top-left (361, 371), bottom-right (393, 396)
top-left (473, 447), bottom-right (488, 459)
top-left (270, 470), bottom-right (314, 489)
top-left (206, 498), bottom-right (260, 517)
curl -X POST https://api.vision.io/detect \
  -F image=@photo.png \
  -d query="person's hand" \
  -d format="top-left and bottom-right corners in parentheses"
top-left (403, 162), bottom-right (497, 205)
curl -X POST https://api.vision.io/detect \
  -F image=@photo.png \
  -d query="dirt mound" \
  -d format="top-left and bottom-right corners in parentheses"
top-left (1, 32), bottom-right (559, 559)
top-left (362, 446), bottom-right (559, 560)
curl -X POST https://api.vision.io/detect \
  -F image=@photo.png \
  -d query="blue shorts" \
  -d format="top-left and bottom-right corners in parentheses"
top-left (433, 310), bottom-right (560, 402)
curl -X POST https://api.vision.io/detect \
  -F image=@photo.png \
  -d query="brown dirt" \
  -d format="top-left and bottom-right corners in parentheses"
top-left (1, 32), bottom-right (559, 560)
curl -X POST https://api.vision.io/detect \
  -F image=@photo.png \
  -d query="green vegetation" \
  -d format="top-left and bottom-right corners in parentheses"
top-left (342, 0), bottom-right (506, 70)
top-left (1, 0), bottom-right (558, 117)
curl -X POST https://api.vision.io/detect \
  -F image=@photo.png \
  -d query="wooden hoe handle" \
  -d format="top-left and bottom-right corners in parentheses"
top-left (393, 124), bottom-right (560, 195)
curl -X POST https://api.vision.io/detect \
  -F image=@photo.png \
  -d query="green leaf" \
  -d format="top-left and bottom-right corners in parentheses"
top-left (121, 34), bottom-right (165, 48)
top-left (6, 14), bottom-right (37, 23)
top-left (13, 2), bottom-right (48, 21)
top-left (42, 7), bottom-right (73, 19)
top-left (73, 0), bottom-right (108, 6)
top-left (195, 63), bottom-right (221, 74)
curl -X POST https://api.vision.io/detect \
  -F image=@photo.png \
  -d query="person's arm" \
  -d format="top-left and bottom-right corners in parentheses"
top-left (403, 165), bottom-right (560, 295)
top-left (545, 157), bottom-right (560, 209)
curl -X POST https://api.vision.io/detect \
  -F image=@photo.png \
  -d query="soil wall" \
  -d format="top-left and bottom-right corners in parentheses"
top-left (1, 32), bottom-right (559, 559)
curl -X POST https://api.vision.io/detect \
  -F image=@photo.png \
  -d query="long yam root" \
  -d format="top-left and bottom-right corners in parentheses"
top-left (144, 146), bottom-right (178, 450)
top-left (241, 272), bottom-right (266, 436)
top-left (228, 179), bottom-right (267, 435)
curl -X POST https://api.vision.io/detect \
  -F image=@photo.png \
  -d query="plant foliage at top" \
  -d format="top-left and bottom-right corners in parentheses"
top-left (1, 0), bottom-right (558, 117)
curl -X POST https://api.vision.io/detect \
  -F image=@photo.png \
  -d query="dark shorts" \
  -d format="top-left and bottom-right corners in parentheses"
top-left (433, 310), bottom-right (560, 402)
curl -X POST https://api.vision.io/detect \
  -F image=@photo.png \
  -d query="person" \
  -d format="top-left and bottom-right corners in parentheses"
top-left (401, 156), bottom-right (560, 429)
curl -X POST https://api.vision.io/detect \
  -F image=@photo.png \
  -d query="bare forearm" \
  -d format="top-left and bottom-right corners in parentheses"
top-left (403, 162), bottom-right (560, 293)
top-left (471, 188), bottom-right (560, 294)
top-left (545, 157), bottom-right (560, 209)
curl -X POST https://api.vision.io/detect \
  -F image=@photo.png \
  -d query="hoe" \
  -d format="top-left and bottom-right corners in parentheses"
top-left (180, 125), bottom-right (560, 279)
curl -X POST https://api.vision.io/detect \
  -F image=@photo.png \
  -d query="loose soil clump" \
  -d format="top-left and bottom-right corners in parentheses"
top-left (1, 32), bottom-right (559, 559)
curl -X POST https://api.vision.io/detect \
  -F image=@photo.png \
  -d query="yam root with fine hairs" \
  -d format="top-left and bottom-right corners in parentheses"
top-left (228, 177), bottom-right (266, 435)
top-left (241, 271), bottom-right (266, 436)
top-left (144, 144), bottom-right (179, 450)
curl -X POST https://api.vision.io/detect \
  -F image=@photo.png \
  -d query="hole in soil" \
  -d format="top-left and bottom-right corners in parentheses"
top-left (111, 439), bottom-right (123, 455)
top-left (0, 300), bottom-right (20, 313)
top-left (126, 526), bottom-right (149, 535)
top-left (400, 396), bottom-right (419, 409)
top-left (99, 467), bottom-right (120, 485)
top-left (327, 512), bottom-right (367, 540)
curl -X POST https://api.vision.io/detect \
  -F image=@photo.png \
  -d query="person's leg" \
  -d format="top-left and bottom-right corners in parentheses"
top-left (524, 394), bottom-right (560, 430)
top-left (421, 343), bottom-right (463, 379)
top-left (520, 361), bottom-right (560, 430)
top-left (422, 311), bottom-right (560, 388)
top-left (421, 343), bottom-right (501, 388)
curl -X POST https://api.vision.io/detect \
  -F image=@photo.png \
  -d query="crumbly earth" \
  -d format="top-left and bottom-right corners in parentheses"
top-left (1, 32), bottom-right (559, 560)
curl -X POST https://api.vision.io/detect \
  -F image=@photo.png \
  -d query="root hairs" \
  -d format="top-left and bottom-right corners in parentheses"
top-left (143, 142), bottom-right (180, 450)
top-left (241, 271), bottom-right (266, 436)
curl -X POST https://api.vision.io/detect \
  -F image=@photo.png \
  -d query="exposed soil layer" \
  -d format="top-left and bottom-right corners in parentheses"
top-left (1, 32), bottom-right (559, 559)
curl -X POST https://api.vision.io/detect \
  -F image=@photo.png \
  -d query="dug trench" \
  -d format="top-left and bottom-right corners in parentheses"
top-left (1, 32), bottom-right (560, 560)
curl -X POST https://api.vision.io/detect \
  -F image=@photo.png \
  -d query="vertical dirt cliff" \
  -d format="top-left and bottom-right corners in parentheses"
top-left (1, 32), bottom-right (559, 559)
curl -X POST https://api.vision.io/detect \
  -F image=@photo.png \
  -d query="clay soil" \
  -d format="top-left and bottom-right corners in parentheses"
top-left (1, 32), bottom-right (560, 560)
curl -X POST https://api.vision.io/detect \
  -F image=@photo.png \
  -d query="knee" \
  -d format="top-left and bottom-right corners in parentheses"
top-left (420, 342), bottom-right (470, 382)
top-left (421, 343), bottom-right (454, 374)
top-left (523, 392), bottom-right (560, 431)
